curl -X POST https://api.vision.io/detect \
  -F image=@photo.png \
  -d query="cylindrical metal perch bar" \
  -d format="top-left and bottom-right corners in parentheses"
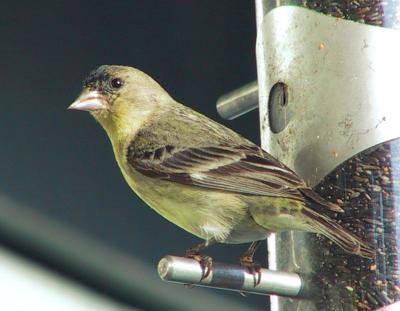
top-left (216, 81), bottom-right (258, 120)
top-left (158, 255), bottom-right (311, 298)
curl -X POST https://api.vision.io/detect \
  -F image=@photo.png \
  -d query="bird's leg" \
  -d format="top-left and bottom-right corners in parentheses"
top-left (185, 239), bottom-right (214, 281)
top-left (239, 240), bottom-right (263, 287)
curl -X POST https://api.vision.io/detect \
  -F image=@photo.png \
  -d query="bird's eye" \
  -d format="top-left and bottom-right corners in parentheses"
top-left (110, 78), bottom-right (123, 89)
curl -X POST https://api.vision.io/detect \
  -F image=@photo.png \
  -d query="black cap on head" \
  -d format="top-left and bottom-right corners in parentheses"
top-left (83, 65), bottom-right (112, 90)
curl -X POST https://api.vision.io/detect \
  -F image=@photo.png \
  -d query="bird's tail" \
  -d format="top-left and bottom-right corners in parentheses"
top-left (302, 207), bottom-right (375, 259)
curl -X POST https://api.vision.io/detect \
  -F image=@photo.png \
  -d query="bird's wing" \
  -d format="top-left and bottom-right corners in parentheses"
top-left (127, 144), bottom-right (307, 201)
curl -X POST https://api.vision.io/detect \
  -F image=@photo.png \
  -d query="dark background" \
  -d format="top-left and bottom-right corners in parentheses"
top-left (1, 1), bottom-right (265, 309)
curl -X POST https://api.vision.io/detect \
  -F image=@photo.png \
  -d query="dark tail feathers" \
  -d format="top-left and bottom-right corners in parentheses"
top-left (302, 207), bottom-right (374, 259)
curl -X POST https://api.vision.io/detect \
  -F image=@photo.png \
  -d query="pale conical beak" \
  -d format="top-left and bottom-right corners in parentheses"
top-left (68, 91), bottom-right (108, 111)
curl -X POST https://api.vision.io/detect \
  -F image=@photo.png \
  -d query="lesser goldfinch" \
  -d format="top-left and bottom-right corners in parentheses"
top-left (68, 65), bottom-right (373, 273)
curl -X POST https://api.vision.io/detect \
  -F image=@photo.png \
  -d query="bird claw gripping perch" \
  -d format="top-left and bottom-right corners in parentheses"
top-left (186, 254), bottom-right (213, 281)
top-left (240, 257), bottom-right (262, 287)
top-left (239, 240), bottom-right (263, 287)
top-left (185, 240), bottom-right (214, 281)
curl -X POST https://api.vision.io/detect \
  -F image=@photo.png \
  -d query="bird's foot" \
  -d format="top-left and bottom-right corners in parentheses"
top-left (184, 240), bottom-right (214, 281)
top-left (185, 253), bottom-right (213, 281)
top-left (240, 254), bottom-right (262, 287)
top-left (239, 240), bottom-right (263, 287)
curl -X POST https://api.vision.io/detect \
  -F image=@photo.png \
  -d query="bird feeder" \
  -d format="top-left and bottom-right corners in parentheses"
top-left (160, 1), bottom-right (400, 310)
top-left (255, 1), bottom-right (400, 310)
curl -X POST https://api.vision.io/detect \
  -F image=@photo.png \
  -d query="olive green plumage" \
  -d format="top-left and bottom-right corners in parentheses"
top-left (69, 65), bottom-right (373, 258)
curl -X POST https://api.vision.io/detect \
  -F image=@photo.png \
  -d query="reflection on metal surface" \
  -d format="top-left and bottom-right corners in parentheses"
top-left (158, 255), bottom-right (308, 298)
top-left (257, 6), bottom-right (400, 187)
top-left (216, 81), bottom-right (258, 120)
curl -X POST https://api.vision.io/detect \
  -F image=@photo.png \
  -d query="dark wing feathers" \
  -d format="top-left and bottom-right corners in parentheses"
top-left (299, 188), bottom-right (344, 213)
top-left (127, 144), bottom-right (307, 200)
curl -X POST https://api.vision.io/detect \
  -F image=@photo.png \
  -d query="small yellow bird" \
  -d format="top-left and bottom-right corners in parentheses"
top-left (69, 65), bottom-right (373, 276)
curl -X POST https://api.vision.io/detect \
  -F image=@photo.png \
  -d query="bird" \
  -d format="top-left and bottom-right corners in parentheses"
top-left (68, 65), bottom-right (373, 281)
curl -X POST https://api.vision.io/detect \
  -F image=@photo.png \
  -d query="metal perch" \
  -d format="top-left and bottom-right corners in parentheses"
top-left (158, 255), bottom-right (312, 298)
top-left (216, 81), bottom-right (258, 120)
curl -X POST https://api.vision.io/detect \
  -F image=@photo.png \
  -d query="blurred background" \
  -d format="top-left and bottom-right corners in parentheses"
top-left (1, 1), bottom-right (266, 310)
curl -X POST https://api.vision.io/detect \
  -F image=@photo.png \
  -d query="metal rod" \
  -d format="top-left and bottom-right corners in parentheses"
top-left (158, 255), bottom-right (309, 298)
top-left (216, 81), bottom-right (258, 120)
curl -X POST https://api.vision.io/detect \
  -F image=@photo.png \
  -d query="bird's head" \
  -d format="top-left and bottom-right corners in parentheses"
top-left (69, 65), bottom-right (171, 140)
